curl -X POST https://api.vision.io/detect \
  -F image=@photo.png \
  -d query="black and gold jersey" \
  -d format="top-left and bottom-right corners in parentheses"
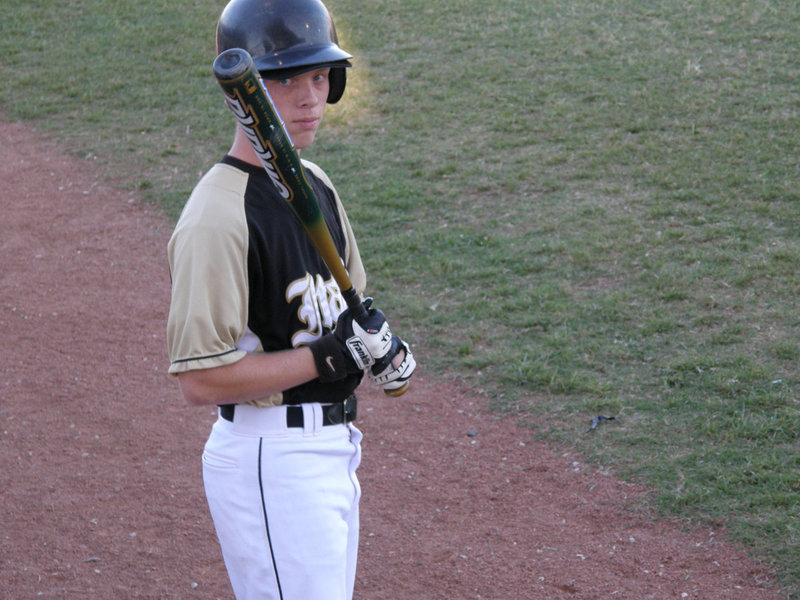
top-left (166, 155), bottom-right (365, 406)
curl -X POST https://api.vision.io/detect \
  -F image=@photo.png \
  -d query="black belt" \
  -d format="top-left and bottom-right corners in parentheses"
top-left (219, 395), bottom-right (357, 427)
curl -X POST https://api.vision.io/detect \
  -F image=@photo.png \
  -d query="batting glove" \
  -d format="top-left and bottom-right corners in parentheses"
top-left (369, 336), bottom-right (416, 394)
top-left (334, 298), bottom-right (393, 370)
top-left (307, 333), bottom-right (365, 383)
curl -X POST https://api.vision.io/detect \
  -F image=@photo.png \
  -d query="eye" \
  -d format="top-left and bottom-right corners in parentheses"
top-left (278, 78), bottom-right (291, 86)
top-left (312, 69), bottom-right (330, 83)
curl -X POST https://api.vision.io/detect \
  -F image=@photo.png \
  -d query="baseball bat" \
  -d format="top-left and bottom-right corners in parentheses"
top-left (212, 47), bottom-right (408, 396)
top-left (213, 47), bottom-right (367, 323)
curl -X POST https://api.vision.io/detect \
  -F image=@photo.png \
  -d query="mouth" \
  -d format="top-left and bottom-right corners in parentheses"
top-left (293, 116), bottom-right (321, 131)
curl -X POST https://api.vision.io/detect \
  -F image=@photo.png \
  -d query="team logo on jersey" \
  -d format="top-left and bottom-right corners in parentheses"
top-left (224, 91), bottom-right (291, 199)
top-left (287, 273), bottom-right (346, 346)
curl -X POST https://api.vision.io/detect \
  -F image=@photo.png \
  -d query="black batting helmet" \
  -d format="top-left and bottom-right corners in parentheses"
top-left (216, 0), bottom-right (352, 104)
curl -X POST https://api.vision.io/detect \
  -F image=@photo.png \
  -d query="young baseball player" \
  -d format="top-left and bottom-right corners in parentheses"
top-left (165, 0), bottom-right (416, 598)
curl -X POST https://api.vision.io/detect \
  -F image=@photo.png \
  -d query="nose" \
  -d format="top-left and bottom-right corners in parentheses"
top-left (297, 79), bottom-right (320, 107)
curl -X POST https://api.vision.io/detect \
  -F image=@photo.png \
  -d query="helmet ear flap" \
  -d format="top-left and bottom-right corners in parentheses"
top-left (328, 67), bottom-right (346, 104)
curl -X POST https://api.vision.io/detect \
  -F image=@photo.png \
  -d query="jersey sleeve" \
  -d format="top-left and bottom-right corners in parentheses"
top-left (302, 159), bottom-right (367, 295)
top-left (166, 164), bottom-right (251, 375)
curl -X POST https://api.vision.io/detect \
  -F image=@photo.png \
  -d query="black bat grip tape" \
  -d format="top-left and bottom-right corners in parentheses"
top-left (342, 287), bottom-right (369, 325)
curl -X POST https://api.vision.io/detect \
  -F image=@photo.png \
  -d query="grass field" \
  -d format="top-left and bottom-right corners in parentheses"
top-left (1, 0), bottom-right (798, 595)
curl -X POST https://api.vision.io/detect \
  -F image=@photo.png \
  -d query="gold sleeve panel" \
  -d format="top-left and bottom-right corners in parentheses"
top-left (302, 159), bottom-right (367, 296)
top-left (166, 163), bottom-right (251, 375)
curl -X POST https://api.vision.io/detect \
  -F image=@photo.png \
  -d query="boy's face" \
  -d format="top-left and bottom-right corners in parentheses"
top-left (262, 68), bottom-right (331, 150)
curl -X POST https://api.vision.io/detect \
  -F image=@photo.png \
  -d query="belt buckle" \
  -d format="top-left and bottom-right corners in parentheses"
top-left (327, 402), bottom-right (345, 425)
top-left (343, 394), bottom-right (357, 423)
top-left (327, 395), bottom-right (357, 425)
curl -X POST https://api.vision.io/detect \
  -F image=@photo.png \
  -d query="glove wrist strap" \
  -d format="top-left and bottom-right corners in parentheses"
top-left (308, 335), bottom-right (348, 383)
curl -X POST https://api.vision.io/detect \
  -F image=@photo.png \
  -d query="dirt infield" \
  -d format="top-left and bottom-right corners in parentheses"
top-left (0, 119), bottom-right (784, 599)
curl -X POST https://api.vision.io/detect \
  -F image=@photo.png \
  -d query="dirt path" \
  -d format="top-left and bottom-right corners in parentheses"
top-left (0, 119), bottom-right (783, 599)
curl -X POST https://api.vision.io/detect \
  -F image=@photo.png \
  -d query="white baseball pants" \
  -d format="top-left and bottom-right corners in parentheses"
top-left (202, 403), bottom-right (362, 600)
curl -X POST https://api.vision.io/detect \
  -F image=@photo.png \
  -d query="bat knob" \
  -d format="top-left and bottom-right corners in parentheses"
top-left (383, 381), bottom-right (409, 397)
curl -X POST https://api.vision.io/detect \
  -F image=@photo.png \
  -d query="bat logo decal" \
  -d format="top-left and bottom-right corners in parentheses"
top-left (224, 92), bottom-right (291, 200)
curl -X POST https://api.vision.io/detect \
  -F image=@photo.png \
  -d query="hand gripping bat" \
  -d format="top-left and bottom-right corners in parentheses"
top-left (212, 47), bottom-right (408, 396)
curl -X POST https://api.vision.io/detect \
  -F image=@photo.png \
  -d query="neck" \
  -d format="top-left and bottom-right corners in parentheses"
top-left (228, 127), bottom-right (260, 166)
top-left (228, 124), bottom-right (304, 166)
